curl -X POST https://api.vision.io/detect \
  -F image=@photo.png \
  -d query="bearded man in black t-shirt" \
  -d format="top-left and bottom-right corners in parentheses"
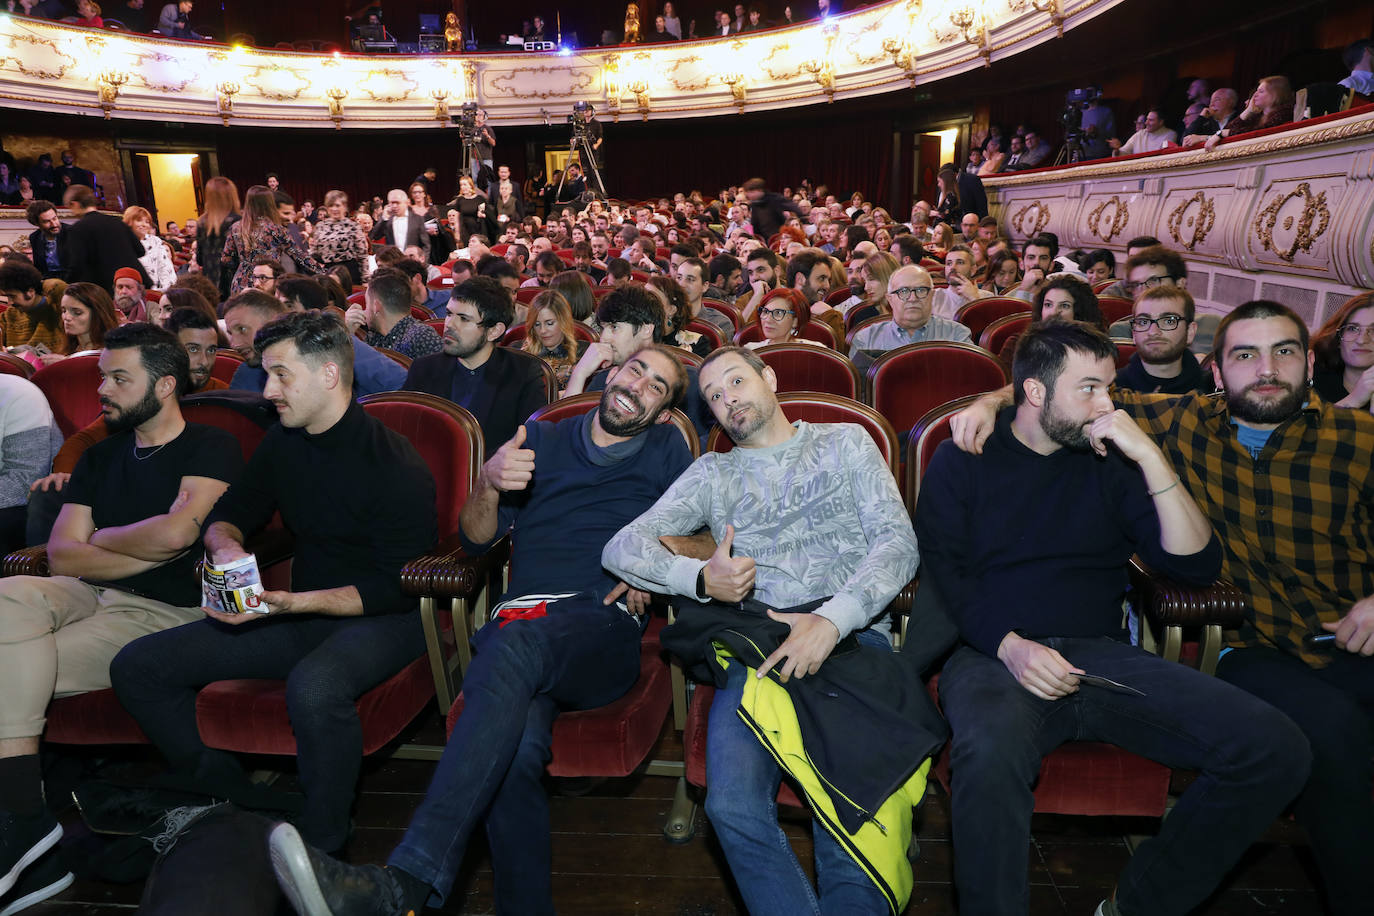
top-left (0, 324), bottom-right (241, 896)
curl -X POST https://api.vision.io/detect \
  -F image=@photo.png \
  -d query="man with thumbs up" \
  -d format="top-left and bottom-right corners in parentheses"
top-left (269, 343), bottom-right (694, 916)
top-left (603, 345), bottom-right (921, 914)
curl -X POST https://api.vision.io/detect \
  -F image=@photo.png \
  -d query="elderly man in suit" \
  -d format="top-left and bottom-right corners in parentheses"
top-left (369, 189), bottom-right (431, 262)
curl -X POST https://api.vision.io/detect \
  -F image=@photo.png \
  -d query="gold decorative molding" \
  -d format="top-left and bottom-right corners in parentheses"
top-left (485, 65), bottom-right (596, 99)
top-left (1253, 182), bottom-right (1330, 263)
top-left (1011, 200), bottom-right (1050, 236)
top-left (243, 63), bottom-right (311, 101)
top-left (1086, 194), bottom-right (1128, 243)
top-left (1166, 191), bottom-right (1216, 252)
top-left (358, 68), bottom-right (417, 103)
top-left (0, 33), bottom-right (74, 80)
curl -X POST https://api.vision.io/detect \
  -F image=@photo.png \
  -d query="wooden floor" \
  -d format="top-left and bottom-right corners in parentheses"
top-left (25, 712), bottom-right (1329, 915)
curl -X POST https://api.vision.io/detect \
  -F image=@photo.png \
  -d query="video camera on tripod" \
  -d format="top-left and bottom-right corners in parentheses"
top-left (1056, 86), bottom-right (1101, 165)
top-left (450, 101), bottom-right (480, 143)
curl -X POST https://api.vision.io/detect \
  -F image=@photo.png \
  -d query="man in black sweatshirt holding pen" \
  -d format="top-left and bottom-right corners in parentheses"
top-left (915, 322), bottom-right (1309, 916)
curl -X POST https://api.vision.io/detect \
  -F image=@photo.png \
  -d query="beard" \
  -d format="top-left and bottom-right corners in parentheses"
top-left (719, 398), bottom-right (771, 444)
top-left (442, 333), bottom-right (485, 360)
top-left (1225, 378), bottom-right (1305, 425)
top-left (1137, 335), bottom-right (1191, 366)
top-left (103, 380), bottom-right (162, 433)
top-left (1039, 397), bottom-right (1093, 451)
top-left (598, 383), bottom-right (658, 438)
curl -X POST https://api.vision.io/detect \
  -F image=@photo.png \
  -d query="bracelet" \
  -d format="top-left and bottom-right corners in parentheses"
top-left (1148, 475), bottom-right (1180, 497)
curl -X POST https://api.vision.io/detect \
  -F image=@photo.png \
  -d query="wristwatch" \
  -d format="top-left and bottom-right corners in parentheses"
top-left (695, 567), bottom-right (707, 600)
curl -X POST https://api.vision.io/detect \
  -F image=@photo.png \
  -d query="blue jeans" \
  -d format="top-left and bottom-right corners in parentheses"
top-left (388, 595), bottom-right (643, 912)
top-left (938, 639), bottom-right (1311, 916)
top-left (1217, 646), bottom-right (1374, 915)
top-left (704, 627), bottom-right (892, 916)
top-left (111, 610), bottom-right (426, 852)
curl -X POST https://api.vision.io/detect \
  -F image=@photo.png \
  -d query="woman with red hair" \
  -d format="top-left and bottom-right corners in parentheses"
top-left (746, 288), bottom-right (819, 349)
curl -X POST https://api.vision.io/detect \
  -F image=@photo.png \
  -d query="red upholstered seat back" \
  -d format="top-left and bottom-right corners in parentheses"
top-left (31, 354), bottom-right (102, 438)
top-left (1097, 296), bottom-right (1135, 325)
top-left (978, 313), bottom-right (1033, 357)
top-left (515, 287), bottom-right (542, 305)
top-left (686, 319), bottom-right (724, 351)
top-left (347, 290), bottom-right (367, 306)
top-left (904, 394), bottom-right (983, 513)
top-left (666, 346), bottom-right (702, 368)
top-left (181, 401), bottom-right (272, 465)
top-left (1112, 338), bottom-right (1137, 369)
top-left (702, 299), bottom-right (740, 331)
top-left (211, 352), bottom-right (243, 384)
top-left (955, 297), bottom-right (1033, 343)
top-left (358, 392), bottom-right (483, 536)
top-left (866, 342), bottom-right (1009, 437)
top-left (707, 392), bottom-right (899, 477)
top-left (502, 322), bottom-right (597, 347)
top-left (752, 342), bottom-right (861, 399)
top-left (0, 353), bottom-right (33, 378)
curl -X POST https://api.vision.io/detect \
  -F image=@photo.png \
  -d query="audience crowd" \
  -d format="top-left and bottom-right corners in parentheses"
top-left (0, 56), bottom-right (1372, 914)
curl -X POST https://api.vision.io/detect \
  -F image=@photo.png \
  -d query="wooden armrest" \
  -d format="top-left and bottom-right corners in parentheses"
top-left (3, 544), bottom-right (50, 578)
top-left (409, 536), bottom-right (511, 599)
top-left (1128, 557), bottom-right (1247, 629)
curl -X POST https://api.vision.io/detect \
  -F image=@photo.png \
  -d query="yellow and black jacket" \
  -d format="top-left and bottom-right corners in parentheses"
top-left (662, 599), bottom-right (949, 915)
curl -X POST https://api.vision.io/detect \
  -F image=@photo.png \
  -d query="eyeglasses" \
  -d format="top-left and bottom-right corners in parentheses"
top-left (1129, 314), bottom-right (1187, 332)
top-left (251, 273), bottom-right (275, 283)
top-left (758, 307), bottom-right (794, 321)
top-left (1338, 324), bottom-right (1374, 341)
top-left (1121, 275), bottom-right (1174, 295)
top-left (889, 286), bottom-right (933, 302)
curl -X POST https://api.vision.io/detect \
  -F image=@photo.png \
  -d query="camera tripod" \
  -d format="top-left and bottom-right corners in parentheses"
top-left (555, 128), bottom-right (607, 202)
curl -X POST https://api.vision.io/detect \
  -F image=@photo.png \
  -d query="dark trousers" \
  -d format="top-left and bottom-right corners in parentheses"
top-left (1217, 646), bottom-right (1374, 915)
top-left (939, 639), bottom-right (1311, 916)
top-left (110, 610), bottom-right (425, 852)
top-left (387, 594), bottom-right (643, 913)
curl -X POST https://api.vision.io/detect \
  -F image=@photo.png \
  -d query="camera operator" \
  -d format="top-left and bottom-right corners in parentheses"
top-left (1078, 92), bottom-right (1114, 160)
top-left (472, 109), bottom-right (496, 188)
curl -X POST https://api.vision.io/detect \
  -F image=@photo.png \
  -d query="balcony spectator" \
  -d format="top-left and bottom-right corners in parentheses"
top-left (1206, 76), bottom-right (1293, 149)
top-left (73, 0), bottom-right (103, 27)
top-left (649, 15), bottom-right (676, 40)
top-left (1110, 108), bottom-right (1177, 155)
top-left (0, 163), bottom-right (20, 206)
top-left (157, 0), bottom-right (204, 38)
top-left (660, 0), bottom-right (681, 37)
top-left (1079, 95), bottom-right (1115, 160)
top-left (978, 137), bottom-right (1006, 175)
top-left (1182, 88), bottom-right (1240, 146)
top-left (1007, 130), bottom-right (1051, 170)
top-left (27, 154), bottom-right (57, 203)
top-left (1340, 39), bottom-right (1373, 98)
top-left (117, 0), bottom-right (150, 31)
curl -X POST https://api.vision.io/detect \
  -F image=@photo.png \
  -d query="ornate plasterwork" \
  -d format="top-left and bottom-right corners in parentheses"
top-left (484, 65), bottom-right (597, 99)
top-left (0, 32), bottom-right (74, 80)
top-left (1165, 191), bottom-right (1216, 251)
top-left (243, 63), bottom-right (311, 101)
top-left (1253, 182), bottom-right (1330, 263)
top-left (357, 68), bottom-right (418, 103)
top-left (1086, 194), bottom-right (1128, 243)
top-left (1011, 200), bottom-right (1050, 236)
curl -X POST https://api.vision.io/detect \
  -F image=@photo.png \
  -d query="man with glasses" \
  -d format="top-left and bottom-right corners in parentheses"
top-left (249, 258), bottom-right (283, 297)
top-left (1120, 245), bottom-right (1187, 300)
top-left (849, 265), bottom-right (971, 372)
top-left (1115, 286), bottom-right (1211, 394)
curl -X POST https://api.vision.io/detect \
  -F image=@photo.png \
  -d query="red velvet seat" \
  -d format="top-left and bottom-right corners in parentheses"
top-left (686, 318), bottom-right (724, 352)
top-left (211, 352), bottom-right (243, 385)
top-left (31, 354), bottom-right (102, 438)
top-left (865, 342), bottom-right (1009, 439)
top-left (666, 346), bottom-right (703, 368)
top-left (425, 318), bottom-right (446, 336)
top-left (1112, 338), bottom-right (1138, 369)
top-left (514, 287), bottom-right (543, 305)
top-left (978, 312), bottom-right (1033, 356)
top-left (591, 286), bottom-right (614, 299)
top-left (845, 314), bottom-right (886, 349)
top-left (1097, 296), bottom-right (1135, 325)
top-left (0, 352), bottom-right (34, 378)
top-left (440, 393), bottom-right (698, 780)
top-left (1092, 279), bottom-right (1117, 295)
top-left (410, 305), bottom-right (432, 322)
top-left (825, 287), bottom-right (854, 307)
top-left (702, 299), bottom-right (740, 332)
top-left (955, 296), bottom-right (1034, 343)
top-left (750, 342), bottom-right (862, 399)
top-left (734, 321), bottom-right (836, 349)
top-left (346, 290), bottom-right (366, 306)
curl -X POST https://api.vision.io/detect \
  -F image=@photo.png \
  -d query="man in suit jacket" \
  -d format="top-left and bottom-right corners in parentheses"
top-left (370, 188), bottom-right (431, 262)
top-left (61, 185), bottom-right (149, 293)
top-left (401, 277), bottom-right (548, 457)
top-left (25, 200), bottom-right (68, 281)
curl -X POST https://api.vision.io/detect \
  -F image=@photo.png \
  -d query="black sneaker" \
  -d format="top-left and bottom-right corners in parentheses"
top-left (0, 810), bottom-right (61, 897)
top-left (269, 822), bottom-right (410, 916)
top-left (0, 847), bottom-right (73, 916)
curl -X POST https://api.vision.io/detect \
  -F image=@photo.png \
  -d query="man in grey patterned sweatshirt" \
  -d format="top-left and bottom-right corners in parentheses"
top-left (603, 345), bottom-right (918, 914)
